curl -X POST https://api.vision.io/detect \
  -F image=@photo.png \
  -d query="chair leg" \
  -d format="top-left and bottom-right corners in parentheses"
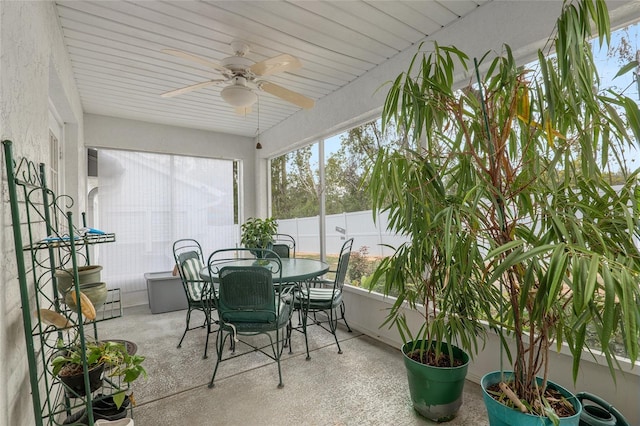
top-left (177, 308), bottom-right (192, 348)
top-left (203, 332), bottom-right (211, 359)
top-left (329, 307), bottom-right (343, 354)
top-left (203, 312), bottom-right (211, 359)
top-left (275, 329), bottom-right (284, 389)
top-left (203, 307), bottom-right (220, 359)
top-left (339, 301), bottom-right (352, 332)
top-left (208, 328), bottom-right (226, 389)
top-left (276, 359), bottom-right (284, 388)
top-left (286, 319), bottom-right (293, 354)
top-left (302, 306), bottom-right (311, 360)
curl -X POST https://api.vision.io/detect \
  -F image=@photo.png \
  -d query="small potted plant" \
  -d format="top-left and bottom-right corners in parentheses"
top-left (51, 338), bottom-right (146, 409)
top-left (240, 217), bottom-right (278, 259)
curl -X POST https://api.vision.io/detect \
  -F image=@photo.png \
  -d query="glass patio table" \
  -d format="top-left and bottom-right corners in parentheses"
top-left (199, 258), bottom-right (329, 284)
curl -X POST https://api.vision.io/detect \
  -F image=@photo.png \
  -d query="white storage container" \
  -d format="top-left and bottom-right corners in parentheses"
top-left (144, 271), bottom-right (188, 314)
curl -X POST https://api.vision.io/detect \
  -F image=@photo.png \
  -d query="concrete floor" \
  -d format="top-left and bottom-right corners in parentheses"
top-left (98, 305), bottom-right (490, 426)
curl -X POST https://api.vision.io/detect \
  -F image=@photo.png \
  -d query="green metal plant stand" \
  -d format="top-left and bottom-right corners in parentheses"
top-left (3, 140), bottom-right (124, 426)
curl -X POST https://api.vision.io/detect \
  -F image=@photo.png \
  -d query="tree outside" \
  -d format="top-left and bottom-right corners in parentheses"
top-left (271, 118), bottom-right (404, 220)
top-left (271, 145), bottom-right (319, 219)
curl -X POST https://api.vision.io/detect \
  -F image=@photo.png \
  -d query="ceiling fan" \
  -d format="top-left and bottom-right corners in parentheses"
top-left (160, 40), bottom-right (314, 112)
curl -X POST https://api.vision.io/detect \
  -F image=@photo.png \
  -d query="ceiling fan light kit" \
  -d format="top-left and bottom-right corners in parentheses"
top-left (161, 40), bottom-right (314, 111)
top-left (221, 77), bottom-right (258, 108)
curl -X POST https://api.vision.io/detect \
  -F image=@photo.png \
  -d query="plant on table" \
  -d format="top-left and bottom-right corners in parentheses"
top-left (240, 217), bottom-right (278, 256)
top-left (370, 0), bottom-right (640, 421)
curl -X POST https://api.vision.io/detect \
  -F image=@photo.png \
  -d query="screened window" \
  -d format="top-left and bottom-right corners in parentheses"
top-left (270, 119), bottom-right (407, 285)
top-left (96, 150), bottom-right (238, 295)
top-left (271, 143), bottom-right (320, 259)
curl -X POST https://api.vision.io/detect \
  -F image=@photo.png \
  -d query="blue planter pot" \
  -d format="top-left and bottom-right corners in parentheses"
top-left (481, 371), bottom-right (582, 426)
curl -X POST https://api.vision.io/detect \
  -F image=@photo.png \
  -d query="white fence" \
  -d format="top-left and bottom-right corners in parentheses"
top-left (277, 210), bottom-right (408, 257)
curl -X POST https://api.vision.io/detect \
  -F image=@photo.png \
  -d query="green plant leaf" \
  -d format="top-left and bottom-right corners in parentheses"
top-left (613, 60), bottom-right (638, 79)
top-left (583, 254), bottom-right (599, 308)
top-left (113, 391), bottom-right (126, 410)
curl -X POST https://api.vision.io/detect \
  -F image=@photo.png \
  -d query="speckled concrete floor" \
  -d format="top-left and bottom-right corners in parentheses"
top-left (99, 305), bottom-right (489, 426)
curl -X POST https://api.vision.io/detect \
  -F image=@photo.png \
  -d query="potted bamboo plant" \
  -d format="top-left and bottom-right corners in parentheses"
top-left (367, 145), bottom-right (491, 421)
top-left (370, 0), bottom-right (640, 424)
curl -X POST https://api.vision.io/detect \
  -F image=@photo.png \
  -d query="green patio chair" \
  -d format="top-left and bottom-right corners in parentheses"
top-left (207, 248), bottom-right (293, 389)
top-left (173, 239), bottom-right (217, 359)
top-left (292, 238), bottom-right (354, 360)
top-left (268, 233), bottom-right (296, 258)
top-left (266, 233), bottom-right (297, 296)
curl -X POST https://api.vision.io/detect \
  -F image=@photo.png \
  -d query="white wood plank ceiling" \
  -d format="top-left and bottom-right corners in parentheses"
top-left (55, 1), bottom-right (489, 137)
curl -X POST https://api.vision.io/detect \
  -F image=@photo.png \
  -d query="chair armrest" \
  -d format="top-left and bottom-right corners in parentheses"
top-left (310, 276), bottom-right (334, 288)
top-left (279, 284), bottom-right (295, 298)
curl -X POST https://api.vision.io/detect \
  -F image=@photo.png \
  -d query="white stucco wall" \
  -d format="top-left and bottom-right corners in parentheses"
top-left (0, 2), bottom-right (85, 425)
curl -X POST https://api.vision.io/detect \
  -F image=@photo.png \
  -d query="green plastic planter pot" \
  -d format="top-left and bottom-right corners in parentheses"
top-left (402, 340), bottom-right (470, 422)
top-left (576, 392), bottom-right (629, 426)
top-left (481, 371), bottom-right (582, 426)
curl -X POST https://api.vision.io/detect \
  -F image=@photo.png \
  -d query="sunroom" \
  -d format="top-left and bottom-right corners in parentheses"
top-left (2, 1), bottom-right (640, 425)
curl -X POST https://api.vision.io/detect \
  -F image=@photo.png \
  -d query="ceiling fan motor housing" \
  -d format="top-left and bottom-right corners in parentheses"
top-left (220, 55), bottom-right (254, 73)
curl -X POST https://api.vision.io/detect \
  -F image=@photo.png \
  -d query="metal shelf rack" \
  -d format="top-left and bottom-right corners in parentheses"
top-left (3, 140), bottom-right (127, 426)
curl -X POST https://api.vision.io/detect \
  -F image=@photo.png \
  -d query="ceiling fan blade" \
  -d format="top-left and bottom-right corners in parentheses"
top-left (259, 82), bottom-right (314, 109)
top-left (250, 54), bottom-right (302, 76)
top-left (160, 80), bottom-right (224, 98)
top-left (162, 49), bottom-right (227, 72)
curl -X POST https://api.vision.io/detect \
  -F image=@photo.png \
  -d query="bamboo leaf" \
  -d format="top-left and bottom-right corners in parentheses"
top-left (485, 240), bottom-right (524, 258)
top-left (623, 97), bottom-right (640, 144)
top-left (571, 324), bottom-right (587, 382)
top-left (595, 0), bottom-right (611, 45)
top-left (572, 258), bottom-right (584, 313)
top-left (622, 272), bottom-right (638, 362)
top-left (584, 254), bottom-right (599, 307)
top-left (614, 60), bottom-right (638, 79)
top-left (600, 267), bottom-right (614, 355)
top-left (546, 245), bottom-right (568, 312)
top-left (486, 244), bottom-right (555, 286)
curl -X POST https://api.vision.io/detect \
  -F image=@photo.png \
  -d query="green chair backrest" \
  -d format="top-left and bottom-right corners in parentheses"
top-left (217, 266), bottom-right (277, 323)
top-left (273, 233), bottom-right (296, 258)
top-left (334, 238), bottom-right (354, 290)
top-left (270, 244), bottom-right (290, 259)
top-left (181, 256), bottom-right (205, 301)
top-left (173, 239), bottom-right (207, 302)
